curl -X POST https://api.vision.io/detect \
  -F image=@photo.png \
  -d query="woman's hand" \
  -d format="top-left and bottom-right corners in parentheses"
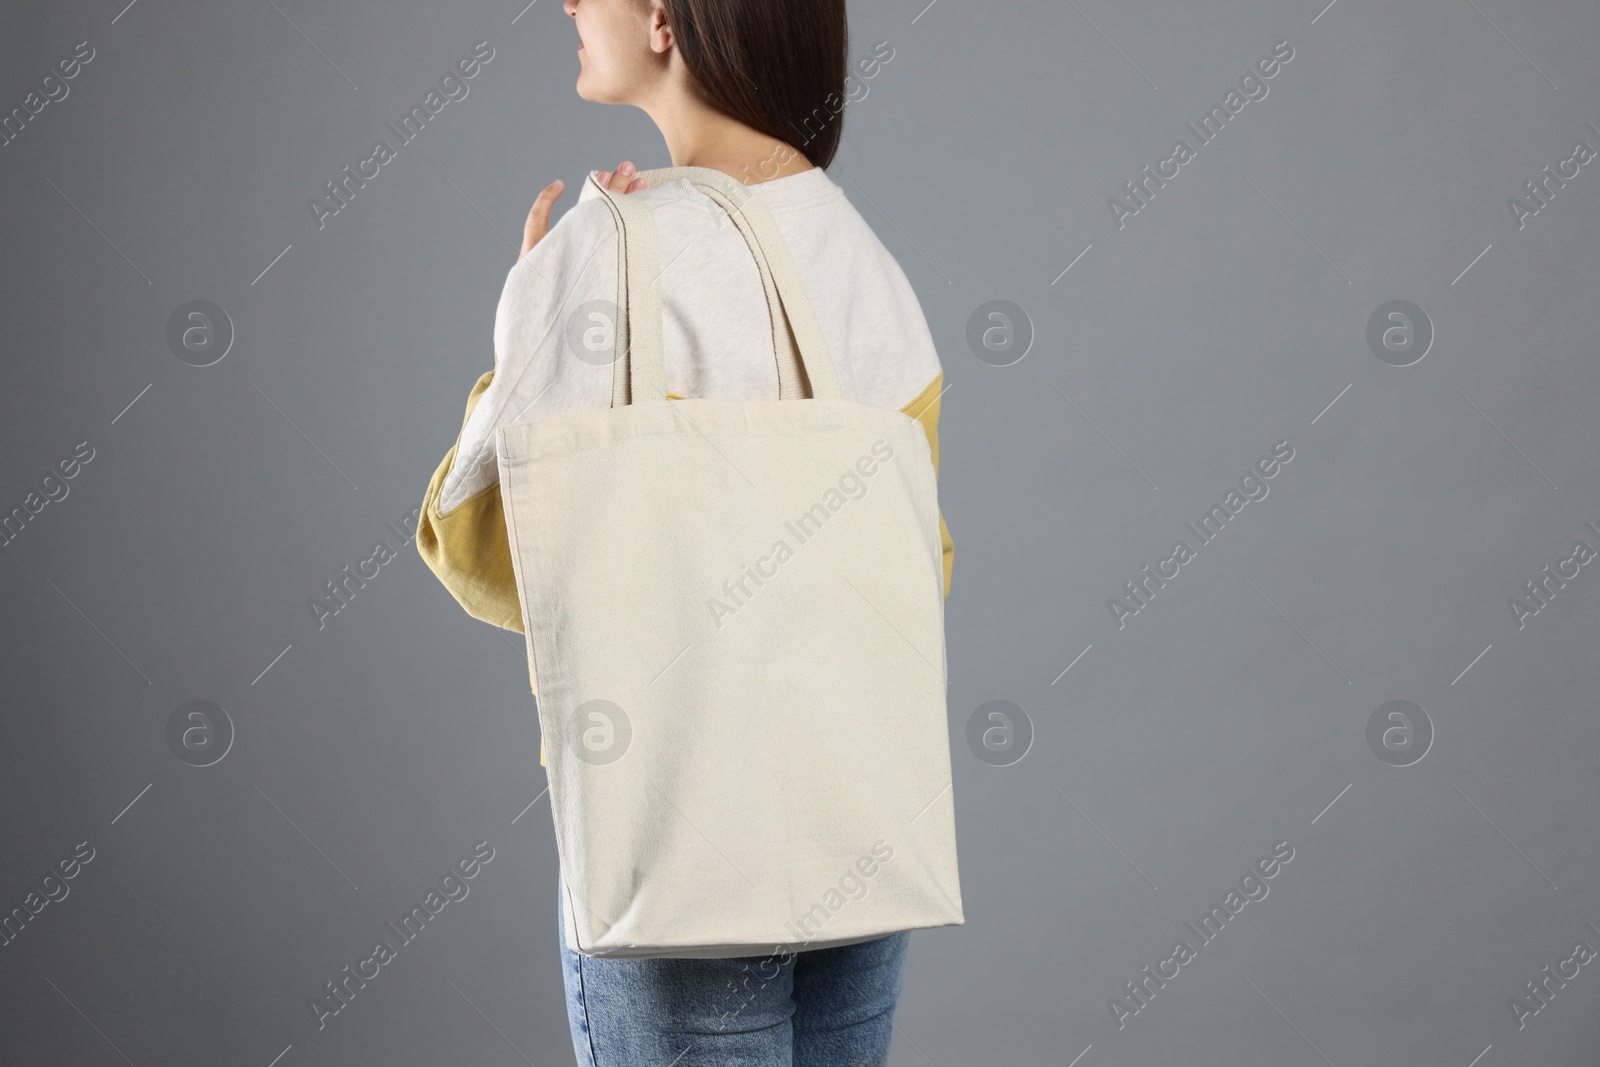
top-left (519, 161), bottom-right (648, 261)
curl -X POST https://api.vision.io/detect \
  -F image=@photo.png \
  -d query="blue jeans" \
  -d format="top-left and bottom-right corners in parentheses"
top-left (558, 881), bottom-right (910, 1066)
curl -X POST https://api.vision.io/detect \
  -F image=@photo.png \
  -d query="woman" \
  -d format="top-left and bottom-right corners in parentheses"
top-left (418, 0), bottom-right (952, 1062)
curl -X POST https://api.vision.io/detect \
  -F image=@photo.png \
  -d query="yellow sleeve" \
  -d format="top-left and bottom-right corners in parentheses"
top-left (901, 371), bottom-right (954, 601)
top-left (416, 368), bottom-right (525, 636)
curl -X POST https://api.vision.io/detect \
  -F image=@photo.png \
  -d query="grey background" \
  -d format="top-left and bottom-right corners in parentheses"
top-left (2, 0), bottom-right (1597, 1063)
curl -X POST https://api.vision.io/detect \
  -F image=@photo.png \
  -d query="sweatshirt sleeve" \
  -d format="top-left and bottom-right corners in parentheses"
top-left (416, 367), bottom-right (524, 636)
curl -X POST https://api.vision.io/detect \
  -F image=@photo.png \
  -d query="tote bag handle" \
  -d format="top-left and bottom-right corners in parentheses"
top-left (587, 166), bottom-right (843, 407)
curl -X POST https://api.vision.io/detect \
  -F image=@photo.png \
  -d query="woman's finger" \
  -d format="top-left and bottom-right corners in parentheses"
top-left (607, 161), bottom-right (636, 193)
top-left (520, 179), bottom-right (565, 258)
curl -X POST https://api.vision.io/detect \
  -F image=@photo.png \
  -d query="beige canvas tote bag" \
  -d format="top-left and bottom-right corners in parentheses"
top-left (495, 165), bottom-right (963, 959)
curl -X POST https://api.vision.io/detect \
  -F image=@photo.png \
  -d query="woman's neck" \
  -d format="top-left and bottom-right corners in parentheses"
top-left (639, 86), bottom-right (814, 186)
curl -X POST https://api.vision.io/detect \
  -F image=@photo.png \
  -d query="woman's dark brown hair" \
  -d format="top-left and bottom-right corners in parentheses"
top-left (660, 0), bottom-right (848, 168)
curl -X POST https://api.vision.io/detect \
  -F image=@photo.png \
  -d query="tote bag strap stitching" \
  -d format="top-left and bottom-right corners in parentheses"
top-left (595, 186), bottom-right (631, 409)
top-left (594, 188), bottom-right (633, 409)
top-left (588, 173), bottom-right (669, 408)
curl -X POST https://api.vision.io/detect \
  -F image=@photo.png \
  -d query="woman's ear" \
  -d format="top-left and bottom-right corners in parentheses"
top-left (647, 0), bottom-right (674, 55)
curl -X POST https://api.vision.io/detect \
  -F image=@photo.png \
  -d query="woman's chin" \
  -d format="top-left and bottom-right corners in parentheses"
top-left (575, 77), bottom-right (625, 105)
top-left (574, 66), bottom-right (608, 101)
